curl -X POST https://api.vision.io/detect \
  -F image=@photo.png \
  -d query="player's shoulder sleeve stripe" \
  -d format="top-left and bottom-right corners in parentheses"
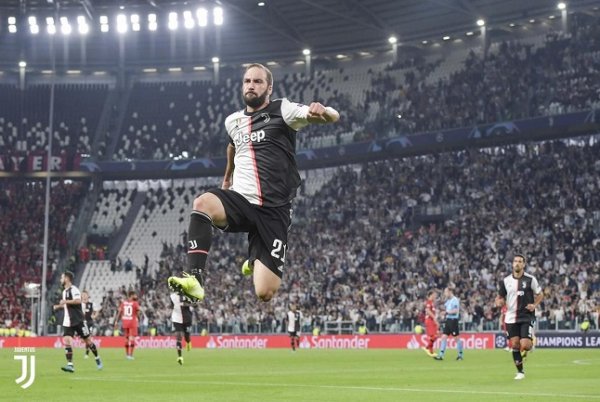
top-left (224, 110), bottom-right (244, 134)
top-left (279, 97), bottom-right (310, 131)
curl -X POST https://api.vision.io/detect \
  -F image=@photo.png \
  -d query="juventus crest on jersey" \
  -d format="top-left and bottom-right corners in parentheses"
top-left (498, 272), bottom-right (542, 324)
top-left (224, 98), bottom-right (311, 208)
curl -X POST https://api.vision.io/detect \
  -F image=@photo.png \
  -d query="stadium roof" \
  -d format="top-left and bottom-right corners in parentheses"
top-left (1, 0), bottom-right (598, 69)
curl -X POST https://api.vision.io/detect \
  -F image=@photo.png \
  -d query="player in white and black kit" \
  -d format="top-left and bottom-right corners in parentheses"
top-left (287, 304), bottom-right (302, 352)
top-left (169, 63), bottom-right (340, 302)
top-left (53, 271), bottom-right (103, 373)
top-left (82, 290), bottom-right (100, 359)
top-left (495, 254), bottom-right (543, 380)
top-left (170, 292), bottom-right (193, 365)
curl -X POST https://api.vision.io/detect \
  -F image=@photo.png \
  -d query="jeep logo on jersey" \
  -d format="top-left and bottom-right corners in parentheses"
top-left (234, 129), bottom-right (266, 146)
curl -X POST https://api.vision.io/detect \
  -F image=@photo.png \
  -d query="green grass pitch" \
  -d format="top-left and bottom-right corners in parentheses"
top-left (2, 348), bottom-right (599, 401)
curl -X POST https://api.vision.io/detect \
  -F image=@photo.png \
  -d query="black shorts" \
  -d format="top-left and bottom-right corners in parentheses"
top-left (506, 321), bottom-right (535, 340)
top-left (63, 322), bottom-right (91, 339)
top-left (173, 322), bottom-right (192, 333)
top-left (209, 189), bottom-right (291, 278)
top-left (442, 318), bottom-right (460, 336)
top-left (288, 331), bottom-right (298, 338)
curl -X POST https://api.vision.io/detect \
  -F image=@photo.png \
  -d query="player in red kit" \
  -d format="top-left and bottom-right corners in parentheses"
top-left (422, 290), bottom-right (439, 357)
top-left (114, 291), bottom-right (141, 360)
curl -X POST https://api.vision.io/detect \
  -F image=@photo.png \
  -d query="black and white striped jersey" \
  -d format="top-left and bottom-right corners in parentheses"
top-left (498, 272), bottom-right (542, 324)
top-left (287, 310), bottom-right (302, 333)
top-left (224, 98), bottom-right (310, 207)
top-left (170, 293), bottom-right (193, 325)
top-left (82, 301), bottom-right (96, 324)
top-left (62, 286), bottom-right (84, 327)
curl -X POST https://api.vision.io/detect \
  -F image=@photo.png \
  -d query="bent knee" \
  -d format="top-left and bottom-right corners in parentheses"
top-left (256, 290), bottom-right (275, 302)
top-left (192, 193), bottom-right (215, 212)
top-left (520, 339), bottom-right (533, 350)
top-left (255, 288), bottom-right (276, 302)
top-left (192, 193), bottom-right (226, 223)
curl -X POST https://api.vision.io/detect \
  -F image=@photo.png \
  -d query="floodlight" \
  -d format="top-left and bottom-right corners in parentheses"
top-left (197, 8), bottom-right (208, 27)
top-left (213, 7), bottom-right (223, 26)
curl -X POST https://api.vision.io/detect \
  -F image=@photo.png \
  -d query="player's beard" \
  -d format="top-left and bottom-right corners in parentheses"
top-left (244, 90), bottom-right (268, 109)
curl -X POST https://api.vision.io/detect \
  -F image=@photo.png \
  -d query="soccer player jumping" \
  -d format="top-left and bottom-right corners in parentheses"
top-left (168, 63), bottom-right (340, 302)
top-left (495, 253), bottom-right (543, 380)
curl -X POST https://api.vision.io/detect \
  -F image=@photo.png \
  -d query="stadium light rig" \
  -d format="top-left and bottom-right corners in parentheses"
top-left (5, 7), bottom-right (225, 35)
top-left (557, 2), bottom-right (566, 10)
top-left (476, 19), bottom-right (485, 27)
top-left (116, 14), bottom-right (128, 34)
top-left (47, 17), bottom-right (56, 34)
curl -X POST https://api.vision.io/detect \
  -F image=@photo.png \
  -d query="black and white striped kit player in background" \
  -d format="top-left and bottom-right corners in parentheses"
top-left (81, 290), bottom-right (101, 359)
top-left (53, 271), bottom-right (103, 373)
top-left (168, 63), bottom-right (340, 303)
top-left (170, 292), bottom-right (194, 365)
top-left (287, 303), bottom-right (303, 352)
top-left (495, 253), bottom-right (543, 380)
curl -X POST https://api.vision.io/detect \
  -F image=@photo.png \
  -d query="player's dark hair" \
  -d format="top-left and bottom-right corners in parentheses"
top-left (427, 289), bottom-right (437, 297)
top-left (244, 63), bottom-right (273, 87)
top-left (63, 271), bottom-right (74, 282)
top-left (128, 290), bottom-right (137, 299)
top-left (514, 253), bottom-right (527, 263)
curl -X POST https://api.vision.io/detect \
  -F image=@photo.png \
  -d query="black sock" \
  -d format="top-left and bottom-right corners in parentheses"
top-left (512, 350), bottom-right (523, 373)
top-left (65, 347), bottom-right (73, 363)
top-left (88, 342), bottom-right (99, 358)
top-left (291, 339), bottom-right (296, 351)
top-left (184, 333), bottom-right (191, 344)
top-left (187, 211), bottom-right (213, 284)
top-left (176, 340), bottom-right (182, 357)
top-left (85, 344), bottom-right (90, 355)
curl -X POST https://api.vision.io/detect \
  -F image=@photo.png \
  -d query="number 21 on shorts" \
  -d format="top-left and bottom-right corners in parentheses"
top-left (271, 239), bottom-right (287, 263)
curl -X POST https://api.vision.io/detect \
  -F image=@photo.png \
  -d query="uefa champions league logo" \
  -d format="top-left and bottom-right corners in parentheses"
top-left (495, 334), bottom-right (507, 349)
top-left (14, 347), bottom-right (36, 389)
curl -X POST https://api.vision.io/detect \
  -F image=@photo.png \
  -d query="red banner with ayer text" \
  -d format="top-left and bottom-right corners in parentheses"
top-left (0, 333), bottom-right (495, 349)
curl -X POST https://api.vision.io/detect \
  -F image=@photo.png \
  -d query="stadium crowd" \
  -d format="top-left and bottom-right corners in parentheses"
top-left (112, 13), bottom-right (600, 160)
top-left (85, 139), bottom-right (599, 335)
top-left (1, 15), bottom-right (599, 163)
top-left (0, 181), bottom-right (86, 331)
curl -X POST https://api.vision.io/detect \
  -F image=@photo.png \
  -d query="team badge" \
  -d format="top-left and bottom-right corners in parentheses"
top-left (260, 113), bottom-right (271, 123)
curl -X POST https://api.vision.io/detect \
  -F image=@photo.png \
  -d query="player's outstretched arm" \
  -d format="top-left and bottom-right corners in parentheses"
top-left (306, 102), bottom-right (340, 124)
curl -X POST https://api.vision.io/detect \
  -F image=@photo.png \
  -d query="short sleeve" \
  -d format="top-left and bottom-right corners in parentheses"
top-left (71, 287), bottom-right (81, 300)
top-left (531, 277), bottom-right (542, 294)
top-left (281, 98), bottom-right (310, 131)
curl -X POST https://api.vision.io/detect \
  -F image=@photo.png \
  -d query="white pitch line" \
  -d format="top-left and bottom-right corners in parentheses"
top-left (73, 377), bottom-right (600, 399)
top-left (573, 359), bottom-right (599, 365)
